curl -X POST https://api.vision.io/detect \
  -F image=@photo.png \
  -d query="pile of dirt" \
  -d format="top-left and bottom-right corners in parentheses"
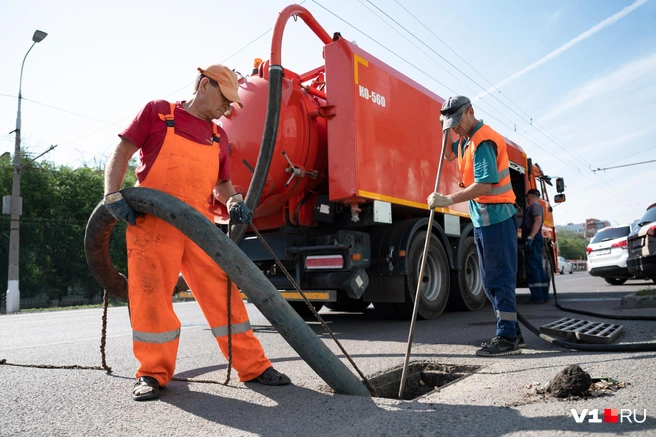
top-left (546, 364), bottom-right (592, 398)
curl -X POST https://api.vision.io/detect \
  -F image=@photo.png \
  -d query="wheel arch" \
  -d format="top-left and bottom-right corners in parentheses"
top-left (368, 217), bottom-right (455, 276)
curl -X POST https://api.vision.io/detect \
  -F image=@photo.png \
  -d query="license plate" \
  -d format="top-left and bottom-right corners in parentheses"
top-left (595, 248), bottom-right (611, 256)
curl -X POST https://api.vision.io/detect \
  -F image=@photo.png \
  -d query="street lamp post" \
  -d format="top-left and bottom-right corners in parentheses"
top-left (5, 30), bottom-right (47, 313)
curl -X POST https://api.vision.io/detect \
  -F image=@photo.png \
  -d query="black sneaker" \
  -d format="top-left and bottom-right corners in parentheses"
top-left (517, 333), bottom-right (526, 348)
top-left (476, 336), bottom-right (521, 357)
top-left (482, 333), bottom-right (525, 349)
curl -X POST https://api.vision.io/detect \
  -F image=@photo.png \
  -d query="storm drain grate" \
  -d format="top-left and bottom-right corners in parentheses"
top-left (368, 361), bottom-right (481, 400)
top-left (540, 317), bottom-right (623, 344)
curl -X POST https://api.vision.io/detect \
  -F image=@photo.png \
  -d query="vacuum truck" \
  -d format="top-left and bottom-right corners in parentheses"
top-left (212, 4), bottom-right (566, 320)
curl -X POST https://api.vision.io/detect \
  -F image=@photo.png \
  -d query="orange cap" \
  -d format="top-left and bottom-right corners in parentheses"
top-left (197, 65), bottom-right (243, 108)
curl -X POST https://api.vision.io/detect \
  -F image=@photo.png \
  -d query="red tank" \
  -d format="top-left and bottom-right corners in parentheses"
top-left (220, 67), bottom-right (328, 230)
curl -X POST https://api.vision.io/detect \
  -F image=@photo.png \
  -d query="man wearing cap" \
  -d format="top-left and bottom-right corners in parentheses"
top-left (427, 95), bottom-right (521, 357)
top-left (104, 64), bottom-right (291, 401)
top-left (520, 188), bottom-right (549, 303)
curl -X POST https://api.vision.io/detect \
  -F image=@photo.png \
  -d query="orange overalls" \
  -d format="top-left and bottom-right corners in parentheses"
top-left (126, 103), bottom-right (271, 387)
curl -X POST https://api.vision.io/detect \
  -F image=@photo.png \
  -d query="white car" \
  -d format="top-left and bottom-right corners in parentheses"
top-left (586, 224), bottom-right (632, 285)
top-left (558, 256), bottom-right (574, 275)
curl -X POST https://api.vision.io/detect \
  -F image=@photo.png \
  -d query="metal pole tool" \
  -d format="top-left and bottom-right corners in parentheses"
top-left (398, 128), bottom-right (451, 399)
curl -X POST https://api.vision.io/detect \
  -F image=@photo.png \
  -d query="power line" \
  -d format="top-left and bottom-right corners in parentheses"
top-left (0, 94), bottom-right (117, 126)
top-left (355, 0), bottom-right (521, 131)
top-left (387, 1), bottom-right (614, 176)
top-left (592, 159), bottom-right (656, 173)
top-left (601, 144), bottom-right (656, 167)
top-left (393, 0), bottom-right (534, 121)
top-left (311, 0), bottom-right (452, 91)
top-left (361, 1), bottom-right (642, 207)
top-left (309, 2), bottom-right (641, 209)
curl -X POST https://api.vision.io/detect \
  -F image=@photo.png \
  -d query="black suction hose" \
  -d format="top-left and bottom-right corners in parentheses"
top-left (230, 65), bottom-right (284, 244)
top-left (84, 187), bottom-right (370, 396)
top-left (549, 251), bottom-right (656, 321)
top-left (517, 247), bottom-right (656, 352)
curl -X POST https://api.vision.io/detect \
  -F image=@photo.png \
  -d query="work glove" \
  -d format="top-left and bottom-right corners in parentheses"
top-left (227, 194), bottom-right (252, 224)
top-left (525, 236), bottom-right (534, 250)
top-left (427, 192), bottom-right (453, 209)
top-left (103, 192), bottom-right (137, 226)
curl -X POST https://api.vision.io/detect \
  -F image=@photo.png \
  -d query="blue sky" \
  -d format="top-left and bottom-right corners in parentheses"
top-left (1, 0), bottom-right (655, 226)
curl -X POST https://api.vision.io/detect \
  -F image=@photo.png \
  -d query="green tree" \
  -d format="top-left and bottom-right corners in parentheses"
top-left (557, 229), bottom-right (589, 260)
top-left (0, 152), bottom-right (138, 309)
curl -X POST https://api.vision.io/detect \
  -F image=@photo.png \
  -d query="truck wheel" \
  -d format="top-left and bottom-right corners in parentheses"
top-left (542, 246), bottom-right (553, 292)
top-left (604, 277), bottom-right (627, 285)
top-left (447, 237), bottom-right (485, 311)
top-left (393, 231), bottom-right (450, 320)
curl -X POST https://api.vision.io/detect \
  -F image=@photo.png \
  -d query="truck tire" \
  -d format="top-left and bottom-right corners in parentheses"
top-left (447, 237), bottom-right (485, 311)
top-left (604, 277), bottom-right (627, 285)
top-left (391, 231), bottom-right (450, 320)
top-left (542, 246), bottom-right (553, 292)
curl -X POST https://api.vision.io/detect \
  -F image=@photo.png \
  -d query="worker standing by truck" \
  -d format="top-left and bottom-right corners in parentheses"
top-left (520, 188), bottom-right (549, 304)
top-left (428, 95), bottom-right (521, 357)
top-left (103, 64), bottom-right (291, 401)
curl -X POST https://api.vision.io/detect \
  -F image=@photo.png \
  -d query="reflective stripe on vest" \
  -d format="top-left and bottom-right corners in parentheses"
top-left (457, 124), bottom-right (516, 204)
top-left (211, 321), bottom-right (252, 338)
top-left (133, 328), bottom-right (181, 344)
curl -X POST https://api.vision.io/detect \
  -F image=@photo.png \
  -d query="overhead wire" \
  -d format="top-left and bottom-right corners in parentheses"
top-left (380, 1), bottom-right (642, 205)
top-left (367, 0), bottom-right (643, 208)
top-left (0, 23), bottom-right (281, 164)
top-left (355, 0), bottom-right (522, 131)
top-left (312, 1), bottom-right (641, 209)
top-left (602, 144), bottom-right (656, 166)
top-left (311, 0), bottom-right (452, 91)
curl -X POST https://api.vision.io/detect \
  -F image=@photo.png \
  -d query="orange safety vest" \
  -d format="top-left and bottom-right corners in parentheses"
top-left (457, 124), bottom-right (516, 204)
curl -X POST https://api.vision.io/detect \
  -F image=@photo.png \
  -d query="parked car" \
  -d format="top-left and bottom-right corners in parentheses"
top-left (558, 256), bottom-right (574, 274)
top-left (586, 224), bottom-right (632, 285)
top-left (627, 203), bottom-right (656, 283)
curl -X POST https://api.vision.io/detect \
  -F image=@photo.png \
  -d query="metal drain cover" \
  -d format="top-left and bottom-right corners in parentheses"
top-left (540, 317), bottom-right (623, 344)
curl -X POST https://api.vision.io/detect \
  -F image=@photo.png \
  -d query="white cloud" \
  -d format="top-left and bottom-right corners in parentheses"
top-left (574, 130), bottom-right (651, 157)
top-left (544, 6), bottom-right (565, 27)
top-left (476, 0), bottom-right (648, 100)
top-left (539, 51), bottom-right (656, 123)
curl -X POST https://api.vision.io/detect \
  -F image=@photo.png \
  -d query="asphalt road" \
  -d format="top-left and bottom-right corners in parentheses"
top-left (1, 273), bottom-right (655, 436)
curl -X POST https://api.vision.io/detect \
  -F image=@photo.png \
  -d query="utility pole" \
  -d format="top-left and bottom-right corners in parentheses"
top-left (5, 30), bottom-right (48, 313)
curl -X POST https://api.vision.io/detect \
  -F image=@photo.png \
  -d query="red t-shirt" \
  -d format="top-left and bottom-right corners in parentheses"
top-left (119, 100), bottom-right (230, 184)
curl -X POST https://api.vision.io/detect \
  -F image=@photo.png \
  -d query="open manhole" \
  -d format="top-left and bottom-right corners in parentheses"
top-left (368, 361), bottom-right (481, 400)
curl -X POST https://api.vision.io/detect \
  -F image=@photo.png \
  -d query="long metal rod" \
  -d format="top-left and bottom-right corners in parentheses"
top-left (398, 128), bottom-right (451, 399)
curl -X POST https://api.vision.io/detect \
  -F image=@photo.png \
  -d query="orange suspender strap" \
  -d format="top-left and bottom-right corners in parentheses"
top-left (212, 123), bottom-right (221, 144)
top-left (157, 102), bottom-right (176, 128)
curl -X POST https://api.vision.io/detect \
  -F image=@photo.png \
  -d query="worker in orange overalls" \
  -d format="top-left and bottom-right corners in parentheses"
top-left (103, 64), bottom-right (290, 401)
top-left (428, 95), bottom-right (521, 357)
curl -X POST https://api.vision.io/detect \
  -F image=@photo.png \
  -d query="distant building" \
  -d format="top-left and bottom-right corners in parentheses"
top-left (585, 218), bottom-right (611, 239)
top-left (557, 223), bottom-right (585, 234)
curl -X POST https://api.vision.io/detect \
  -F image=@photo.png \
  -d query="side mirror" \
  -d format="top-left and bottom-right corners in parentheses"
top-left (554, 194), bottom-right (566, 203)
top-left (556, 177), bottom-right (565, 193)
top-left (527, 158), bottom-right (533, 175)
